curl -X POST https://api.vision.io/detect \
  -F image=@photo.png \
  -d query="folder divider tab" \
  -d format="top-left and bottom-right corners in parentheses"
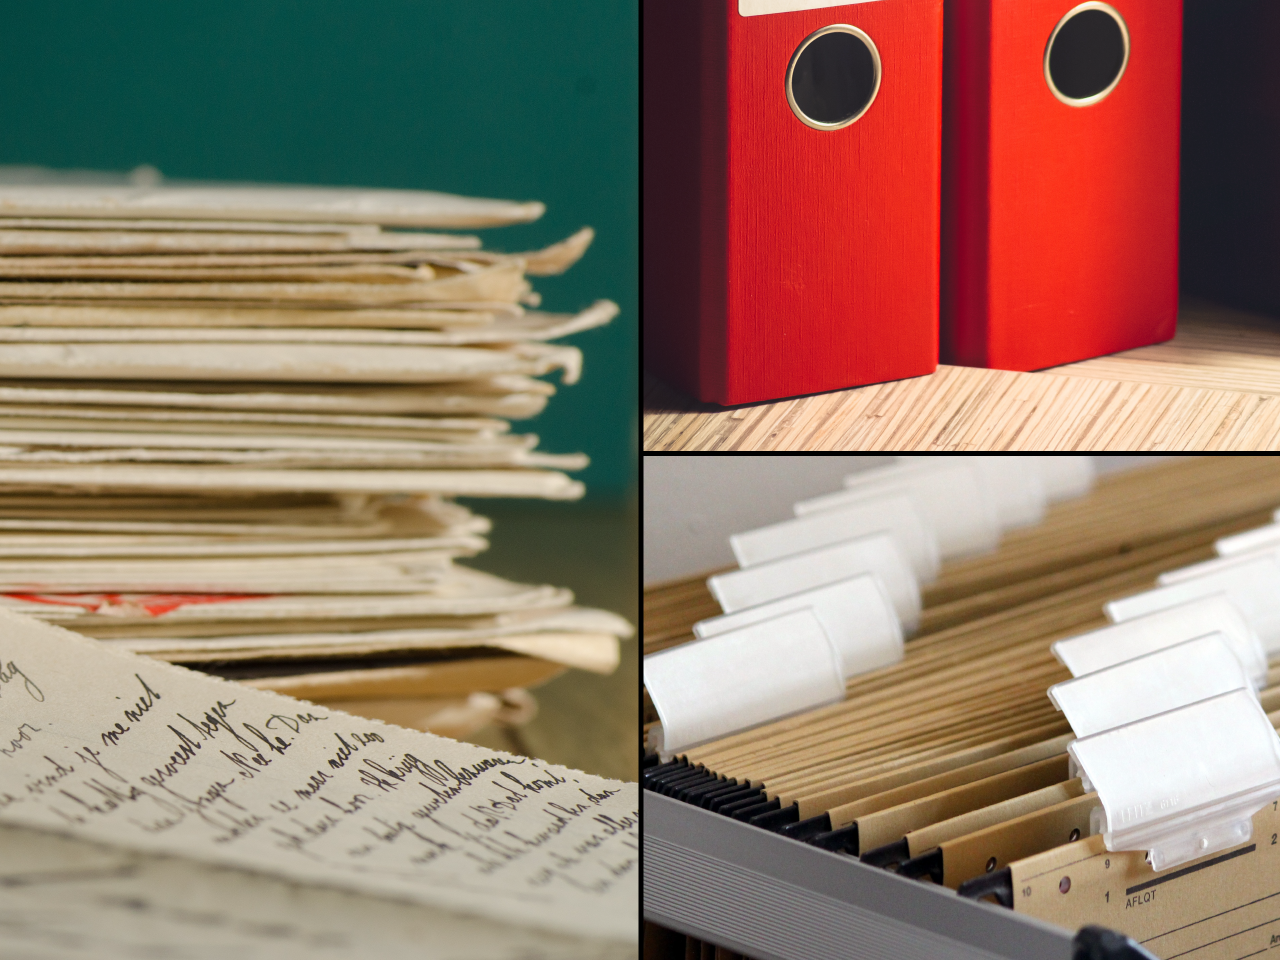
top-left (898, 454), bottom-right (1096, 506)
top-left (1051, 594), bottom-right (1268, 689)
top-left (644, 607), bottom-right (846, 760)
top-left (964, 457), bottom-right (1048, 530)
top-left (896, 455), bottom-right (1048, 531)
top-left (693, 573), bottom-right (903, 679)
top-left (1024, 456), bottom-right (1096, 504)
top-left (1215, 521), bottom-right (1280, 558)
top-left (730, 493), bottom-right (939, 584)
top-left (1156, 548), bottom-right (1280, 586)
top-left (1068, 689), bottom-right (1280, 872)
top-left (1104, 555), bottom-right (1280, 653)
top-left (712, 533), bottom-right (921, 632)
top-left (794, 463), bottom-right (1000, 561)
top-left (1048, 634), bottom-right (1254, 740)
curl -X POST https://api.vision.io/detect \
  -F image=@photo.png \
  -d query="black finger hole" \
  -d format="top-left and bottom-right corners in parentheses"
top-left (789, 29), bottom-right (878, 127)
top-left (1048, 7), bottom-right (1127, 103)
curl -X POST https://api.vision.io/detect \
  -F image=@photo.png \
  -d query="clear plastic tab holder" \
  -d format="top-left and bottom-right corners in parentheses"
top-left (1069, 689), bottom-right (1280, 872)
top-left (644, 607), bottom-right (846, 760)
top-left (712, 533), bottom-right (922, 633)
top-left (1105, 555), bottom-right (1280, 653)
top-left (792, 463), bottom-right (998, 561)
top-left (694, 572), bottom-right (903, 679)
top-left (731, 493), bottom-right (940, 584)
top-left (1049, 633), bottom-right (1253, 739)
top-left (1051, 594), bottom-right (1267, 689)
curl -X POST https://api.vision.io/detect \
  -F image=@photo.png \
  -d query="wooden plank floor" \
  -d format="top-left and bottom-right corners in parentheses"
top-left (644, 299), bottom-right (1280, 451)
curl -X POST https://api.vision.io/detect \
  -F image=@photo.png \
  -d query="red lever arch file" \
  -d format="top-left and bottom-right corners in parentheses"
top-left (643, 0), bottom-right (944, 406)
top-left (941, 0), bottom-right (1183, 372)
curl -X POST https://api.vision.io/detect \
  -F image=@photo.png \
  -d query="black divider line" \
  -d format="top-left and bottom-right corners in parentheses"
top-left (1127, 845), bottom-right (1256, 895)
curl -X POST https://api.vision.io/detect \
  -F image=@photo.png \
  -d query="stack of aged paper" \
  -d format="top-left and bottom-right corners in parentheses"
top-left (644, 457), bottom-right (1280, 960)
top-left (0, 173), bottom-right (631, 737)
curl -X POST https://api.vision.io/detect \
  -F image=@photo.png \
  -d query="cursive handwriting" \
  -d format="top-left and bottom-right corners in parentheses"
top-left (0, 628), bottom-right (638, 941)
top-left (100, 675), bottom-right (163, 747)
top-left (0, 659), bottom-right (43, 702)
top-left (1, 722), bottom-right (40, 758)
top-left (264, 712), bottom-right (328, 733)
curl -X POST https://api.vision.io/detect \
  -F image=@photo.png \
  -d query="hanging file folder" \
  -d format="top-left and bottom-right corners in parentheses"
top-left (645, 457), bottom-right (1280, 960)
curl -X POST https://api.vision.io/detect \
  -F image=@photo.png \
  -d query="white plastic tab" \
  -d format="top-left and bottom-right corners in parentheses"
top-left (1104, 555), bottom-right (1280, 654)
top-left (898, 455), bottom-right (1093, 506)
top-left (694, 573), bottom-right (903, 679)
top-left (1216, 523), bottom-right (1280, 558)
top-left (793, 462), bottom-right (999, 560)
top-left (731, 495), bottom-right (939, 585)
top-left (732, 491), bottom-right (942, 583)
top-left (644, 608), bottom-right (846, 758)
top-left (1049, 634), bottom-right (1252, 739)
top-left (1069, 689), bottom-right (1280, 871)
top-left (965, 457), bottom-right (1048, 530)
top-left (711, 535), bottom-right (922, 633)
top-left (1052, 594), bottom-right (1267, 689)
top-left (1156, 551), bottom-right (1280, 586)
top-left (1029, 456), bottom-right (1096, 503)
top-left (891, 456), bottom-right (1048, 531)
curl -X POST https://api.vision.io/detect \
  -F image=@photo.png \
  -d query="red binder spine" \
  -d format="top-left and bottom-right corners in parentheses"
top-left (645, 0), bottom-right (943, 406)
top-left (942, 0), bottom-right (1183, 372)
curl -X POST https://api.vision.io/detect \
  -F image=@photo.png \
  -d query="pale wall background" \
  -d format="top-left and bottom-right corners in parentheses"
top-left (643, 456), bottom-right (1184, 586)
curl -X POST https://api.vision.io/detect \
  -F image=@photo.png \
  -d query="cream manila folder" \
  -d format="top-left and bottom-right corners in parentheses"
top-left (0, 608), bottom-right (636, 945)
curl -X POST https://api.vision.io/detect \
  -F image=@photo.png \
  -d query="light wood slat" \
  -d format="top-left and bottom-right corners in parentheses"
top-left (1057, 299), bottom-right (1280, 394)
top-left (644, 300), bottom-right (1280, 451)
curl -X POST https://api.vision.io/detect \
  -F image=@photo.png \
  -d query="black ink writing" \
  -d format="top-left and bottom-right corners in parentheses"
top-left (1, 722), bottom-right (40, 758)
top-left (0, 660), bottom-right (43, 702)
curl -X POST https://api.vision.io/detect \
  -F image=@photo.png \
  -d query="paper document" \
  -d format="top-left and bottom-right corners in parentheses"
top-left (0, 608), bottom-right (637, 943)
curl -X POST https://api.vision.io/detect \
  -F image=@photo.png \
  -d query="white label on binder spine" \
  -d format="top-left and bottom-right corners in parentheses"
top-left (1104, 555), bottom-right (1280, 653)
top-left (644, 608), bottom-right (846, 757)
top-left (739, 0), bottom-right (888, 15)
top-left (731, 498), bottom-right (938, 586)
top-left (711, 534), bottom-right (921, 634)
top-left (1069, 689), bottom-right (1280, 872)
top-left (1052, 594), bottom-right (1267, 688)
top-left (1049, 634), bottom-right (1252, 739)
top-left (694, 573), bottom-right (903, 679)
top-left (795, 463), bottom-right (998, 561)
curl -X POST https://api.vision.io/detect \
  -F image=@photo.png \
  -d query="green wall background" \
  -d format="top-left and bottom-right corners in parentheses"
top-left (0, 1), bottom-right (637, 500)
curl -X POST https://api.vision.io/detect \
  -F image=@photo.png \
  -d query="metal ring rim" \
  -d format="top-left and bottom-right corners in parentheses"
top-left (785, 24), bottom-right (883, 131)
top-left (1044, 1), bottom-right (1131, 108)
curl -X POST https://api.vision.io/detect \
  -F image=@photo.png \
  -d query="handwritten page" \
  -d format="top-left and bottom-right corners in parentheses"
top-left (0, 822), bottom-right (632, 959)
top-left (0, 608), bottom-right (637, 944)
